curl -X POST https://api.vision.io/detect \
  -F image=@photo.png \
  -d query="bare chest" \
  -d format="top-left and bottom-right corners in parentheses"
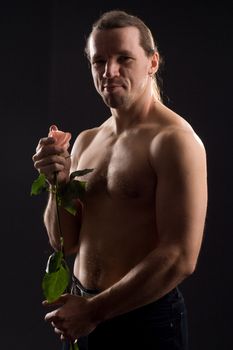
top-left (77, 133), bottom-right (156, 200)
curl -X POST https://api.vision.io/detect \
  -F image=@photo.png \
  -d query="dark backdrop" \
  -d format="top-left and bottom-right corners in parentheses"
top-left (1, 1), bottom-right (232, 349)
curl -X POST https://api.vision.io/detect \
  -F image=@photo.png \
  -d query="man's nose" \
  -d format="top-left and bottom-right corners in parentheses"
top-left (103, 60), bottom-right (120, 78)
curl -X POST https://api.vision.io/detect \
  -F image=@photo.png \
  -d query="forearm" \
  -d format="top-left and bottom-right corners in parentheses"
top-left (44, 192), bottom-right (81, 255)
top-left (91, 245), bottom-right (193, 323)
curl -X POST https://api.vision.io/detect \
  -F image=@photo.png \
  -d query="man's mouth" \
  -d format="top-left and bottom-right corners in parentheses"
top-left (103, 84), bottom-right (123, 92)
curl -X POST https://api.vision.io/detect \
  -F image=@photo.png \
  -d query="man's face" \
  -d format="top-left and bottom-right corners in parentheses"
top-left (88, 26), bottom-right (153, 109)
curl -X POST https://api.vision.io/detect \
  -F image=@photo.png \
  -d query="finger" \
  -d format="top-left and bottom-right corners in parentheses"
top-left (33, 151), bottom-right (64, 164)
top-left (45, 312), bottom-right (58, 323)
top-left (50, 320), bottom-right (70, 340)
top-left (36, 137), bottom-right (55, 152)
top-left (60, 334), bottom-right (66, 341)
top-left (60, 332), bottom-right (74, 342)
top-left (34, 144), bottom-right (64, 162)
top-left (60, 333), bottom-right (71, 341)
top-left (34, 164), bottom-right (65, 180)
top-left (54, 326), bottom-right (65, 335)
top-left (34, 151), bottom-right (69, 170)
top-left (55, 327), bottom-right (71, 340)
top-left (34, 153), bottom-right (67, 170)
top-left (44, 309), bottom-right (62, 323)
top-left (51, 320), bottom-right (65, 330)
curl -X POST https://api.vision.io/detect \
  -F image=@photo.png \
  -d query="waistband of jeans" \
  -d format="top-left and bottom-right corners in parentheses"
top-left (156, 287), bottom-right (182, 304)
top-left (71, 274), bottom-right (182, 303)
top-left (71, 275), bottom-right (100, 298)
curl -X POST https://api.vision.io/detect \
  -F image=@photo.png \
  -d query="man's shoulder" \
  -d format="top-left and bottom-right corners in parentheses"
top-left (70, 118), bottom-right (112, 161)
top-left (149, 103), bottom-right (205, 161)
top-left (73, 117), bottom-right (112, 144)
top-left (75, 118), bottom-right (112, 143)
top-left (153, 102), bottom-right (200, 137)
top-left (152, 102), bottom-right (191, 131)
top-left (70, 126), bottom-right (102, 170)
top-left (76, 126), bottom-right (100, 142)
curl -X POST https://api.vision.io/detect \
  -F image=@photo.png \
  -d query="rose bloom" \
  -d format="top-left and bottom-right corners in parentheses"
top-left (48, 125), bottom-right (71, 150)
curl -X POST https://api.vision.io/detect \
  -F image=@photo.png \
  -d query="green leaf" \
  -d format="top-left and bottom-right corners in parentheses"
top-left (57, 180), bottom-right (87, 215)
top-left (31, 173), bottom-right (48, 195)
top-left (42, 261), bottom-right (70, 302)
top-left (66, 180), bottom-right (86, 199)
top-left (62, 202), bottom-right (78, 216)
top-left (46, 251), bottom-right (63, 273)
top-left (70, 168), bottom-right (94, 180)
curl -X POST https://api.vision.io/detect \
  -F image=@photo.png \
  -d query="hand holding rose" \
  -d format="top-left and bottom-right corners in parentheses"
top-left (44, 294), bottom-right (98, 342)
top-left (32, 125), bottom-right (72, 185)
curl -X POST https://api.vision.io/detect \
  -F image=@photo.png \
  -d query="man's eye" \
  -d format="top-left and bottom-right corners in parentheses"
top-left (92, 60), bottom-right (105, 66)
top-left (119, 56), bottom-right (132, 63)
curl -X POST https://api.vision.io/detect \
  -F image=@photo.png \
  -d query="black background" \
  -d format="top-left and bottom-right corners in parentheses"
top-left (1, 1), bottom-right (232, 349)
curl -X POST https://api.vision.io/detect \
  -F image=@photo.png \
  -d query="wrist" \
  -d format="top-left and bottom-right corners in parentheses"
top-left (89, 294), bottom-right (108, 325)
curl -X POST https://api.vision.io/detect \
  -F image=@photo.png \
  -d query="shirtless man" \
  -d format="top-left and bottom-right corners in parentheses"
top-left (33, 10), bottom-right (207, 350)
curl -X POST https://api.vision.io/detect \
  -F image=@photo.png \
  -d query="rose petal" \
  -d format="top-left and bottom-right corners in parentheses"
top-left (48, 126), bottom-right (71, 151)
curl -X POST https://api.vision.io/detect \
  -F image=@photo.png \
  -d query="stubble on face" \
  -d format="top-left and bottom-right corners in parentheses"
top-left (102, 88), bottom-right (129, 109)
top-left (92, 70), bottom-right (130, 109)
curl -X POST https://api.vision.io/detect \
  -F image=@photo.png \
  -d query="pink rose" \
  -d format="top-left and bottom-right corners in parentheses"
top-left (48, 125), bottom-right (71, 151)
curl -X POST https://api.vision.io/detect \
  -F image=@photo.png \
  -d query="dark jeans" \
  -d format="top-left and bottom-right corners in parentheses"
top-left (64, 277), bottom-right (188, 350)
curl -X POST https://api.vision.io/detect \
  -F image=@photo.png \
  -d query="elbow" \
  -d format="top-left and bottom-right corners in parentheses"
top-left (160, 246), bottom-right (198, 286)
top-left (182, 261), bottom-right (196, 278)
top-left (176, 255), bottom-right (197, 281)
top-left (48, 237), bottom-right (61, 252)
top-left (48, 232), bottom-right (79, 255)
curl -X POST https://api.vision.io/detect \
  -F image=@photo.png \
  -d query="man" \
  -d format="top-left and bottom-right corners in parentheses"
top-left (33, 10), bottom-right (207, 350)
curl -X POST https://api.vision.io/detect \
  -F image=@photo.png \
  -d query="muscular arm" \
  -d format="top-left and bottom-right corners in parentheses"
top-left (44, 193), bottom-right (82, 254)
top-left (42, 129), bottom-right (97, 254)
top-left (90, 128), bottom-right (207, 322)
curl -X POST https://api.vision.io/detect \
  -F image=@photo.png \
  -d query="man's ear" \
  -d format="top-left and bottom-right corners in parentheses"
top-left (149, 52), bottom-right (159, 75)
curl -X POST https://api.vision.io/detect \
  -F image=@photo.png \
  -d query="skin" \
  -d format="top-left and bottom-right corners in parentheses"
top-left (33, 26), bottom-right (207, 341)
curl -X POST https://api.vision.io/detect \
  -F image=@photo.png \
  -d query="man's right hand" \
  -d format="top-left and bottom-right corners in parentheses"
top-left (32, 126), bottom-right (72, 185)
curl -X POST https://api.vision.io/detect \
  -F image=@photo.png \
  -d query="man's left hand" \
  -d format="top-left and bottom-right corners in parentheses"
top-left (43, 293), bottom-right (98, 341)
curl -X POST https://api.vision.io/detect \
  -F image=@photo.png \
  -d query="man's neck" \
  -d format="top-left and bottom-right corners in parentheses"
top-left (110, 95), bottom-right (158, 135)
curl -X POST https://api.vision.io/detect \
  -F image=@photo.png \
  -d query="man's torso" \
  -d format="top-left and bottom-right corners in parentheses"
top-left (73, 103), bottom-right (191, 290)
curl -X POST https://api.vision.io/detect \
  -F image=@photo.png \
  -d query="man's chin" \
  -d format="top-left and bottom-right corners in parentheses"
top-left (102, 95), bottom-right (126, 109)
